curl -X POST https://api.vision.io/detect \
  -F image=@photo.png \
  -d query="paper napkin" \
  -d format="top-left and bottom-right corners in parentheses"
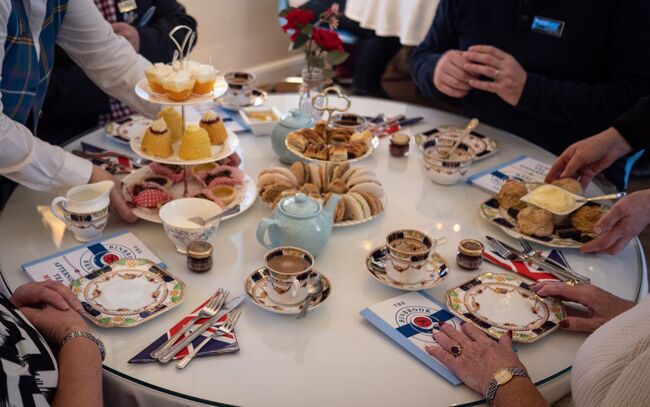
top-left (483, 248), bottom-right (570, 282)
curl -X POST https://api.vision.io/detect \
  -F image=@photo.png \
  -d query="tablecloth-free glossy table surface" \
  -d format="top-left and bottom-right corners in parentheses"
top-left (0, 94), bottom-right (646, 407)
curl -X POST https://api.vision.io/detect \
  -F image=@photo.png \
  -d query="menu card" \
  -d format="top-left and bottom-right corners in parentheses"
top-left (467, 155), bottom-right (551, 195)
top-left (360, 291), bottom-right (463, 385)
top-left (21, 231), bottom-right (164, 283)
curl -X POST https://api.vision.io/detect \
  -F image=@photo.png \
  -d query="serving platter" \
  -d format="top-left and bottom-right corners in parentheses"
top-left (365, 246), bottom-right (448, 291)
top-left (134, 77), bottom-right (228, 106)
top-left (416, 126), bottom-right (499, 161)
top-left (285, 135), bottom-right (379, 164)
top-left (105, 115), bottom-right (152, 145)
top-left (123, 166), bottom-right (256, 224)
top-left (446, 272), bottom-right (565, 343)
top-left (70, 258), bottom-right (185, 328)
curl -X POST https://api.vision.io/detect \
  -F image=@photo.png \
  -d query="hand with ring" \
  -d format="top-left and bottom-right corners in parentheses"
top-left (425, 321), bottom-right (526, 396)
top-left (463, 45), bottom-right (528, 106)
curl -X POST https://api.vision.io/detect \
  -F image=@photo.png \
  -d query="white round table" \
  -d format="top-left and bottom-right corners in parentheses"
top-left (0, 94), bottom-right (646, 407)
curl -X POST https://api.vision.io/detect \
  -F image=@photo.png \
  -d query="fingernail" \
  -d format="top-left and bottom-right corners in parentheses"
top-left (559, 320), bottom-right (569, 328)
top-left (507, 330), bottom-right (513, 338)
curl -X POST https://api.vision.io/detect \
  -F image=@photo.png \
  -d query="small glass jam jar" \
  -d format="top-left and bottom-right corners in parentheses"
top-left (389, 133), bottom-right (410, 157)
top-left (186, 241), bottom-right (213, 273)
top-left (456, 239), bottom-right (484, 270)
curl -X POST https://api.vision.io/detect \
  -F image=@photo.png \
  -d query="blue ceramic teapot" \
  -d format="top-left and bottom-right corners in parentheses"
top-left (256, 193), bottom-right (341, 257)
top-left (271, 109), bottom-right (313, 164)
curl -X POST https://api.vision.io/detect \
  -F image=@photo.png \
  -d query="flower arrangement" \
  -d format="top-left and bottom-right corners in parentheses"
top-left (279, 4), bottom-right (349, 78)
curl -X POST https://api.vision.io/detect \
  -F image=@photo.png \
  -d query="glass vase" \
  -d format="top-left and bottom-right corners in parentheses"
top-left (298, 67), bottom-right (325, 121)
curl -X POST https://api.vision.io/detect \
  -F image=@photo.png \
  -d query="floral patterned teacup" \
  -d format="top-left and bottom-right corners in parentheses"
top-left (159, 198), bottom-right (222, 253)
top-left (385, 229), bottom-right (447, 284)
top-left (263, 247), bottom-right (314, 305)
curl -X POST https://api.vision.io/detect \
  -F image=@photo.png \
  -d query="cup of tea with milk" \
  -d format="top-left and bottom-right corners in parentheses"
top-left (51, 181), bottom-right (113, 242)
top-left (385, 229), bottom-right (447, 284)
top-left (263, 246), bottom-right (314, 305)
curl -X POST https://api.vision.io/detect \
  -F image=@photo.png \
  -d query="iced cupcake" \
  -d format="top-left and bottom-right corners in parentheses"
top-left (162, 70), bottom-right (195, 101)
top-left (158, 107), bottom-right (183, 142)
top-left (141, 118), bottom-right (173, 158)
top-left (144, 63), bottom-right (174, 94)
top-left (199, 111), bottom-right (228, 145)
top-left (179, 125), bottom-right (212, 160)
top-left (190, 64), bottom-right (218, 95)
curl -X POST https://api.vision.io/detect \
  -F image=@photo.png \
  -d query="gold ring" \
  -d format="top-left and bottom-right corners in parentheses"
top-left (566, 280), bottom-right (581, 287)
top-left (450, 344), bottom-right (463, 357)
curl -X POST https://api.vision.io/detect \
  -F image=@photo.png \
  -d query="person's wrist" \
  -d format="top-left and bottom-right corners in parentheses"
top-left (605, 127), bottom-right (633, 155)
top-left (57, 323), bottom-right (88, 343)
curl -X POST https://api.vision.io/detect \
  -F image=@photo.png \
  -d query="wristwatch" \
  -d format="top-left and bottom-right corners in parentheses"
top-left (60, 330), bottom-right (106, 361)
top-left (484, 368), bottom-right (528, 405)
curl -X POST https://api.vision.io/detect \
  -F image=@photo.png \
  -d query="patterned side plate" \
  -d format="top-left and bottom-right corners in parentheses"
top-left (70, 259), bottom-right (185, 328)
top-left (446, 272), bottom-right (565, 343)
top-left (365, 246), bottom-right (449, 291)
top-left (105, 115), bottom-right (152, 145)
top-left (244, 268), bottom-right (331, 315)
top-left (284, 135), bottom-right (379, 164)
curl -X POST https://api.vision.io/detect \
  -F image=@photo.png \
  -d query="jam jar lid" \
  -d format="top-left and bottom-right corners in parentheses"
top-left (390, 133), bottom-right (410, 145)
top-left (458, 239), bottom-right (485, 257)
top-left (187, 241), bottom-right (213, 259)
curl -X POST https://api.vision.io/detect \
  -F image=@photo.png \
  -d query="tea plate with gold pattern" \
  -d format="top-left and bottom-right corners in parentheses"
top-left (70, 258), bottom-right (186, 328)
top-left (244, 268), bottom-right (331, 315)
top-left (365, 246), bottom-right (449, 291)
top-left (446, 272), bottom-right (565, 343)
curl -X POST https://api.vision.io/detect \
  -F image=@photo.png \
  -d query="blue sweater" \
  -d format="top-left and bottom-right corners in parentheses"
top-left (410, 0), bottom-right (650, 155)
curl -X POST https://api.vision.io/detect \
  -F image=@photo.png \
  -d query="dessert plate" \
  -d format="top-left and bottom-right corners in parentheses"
top-left (285, 136), bottom-right (378, 164)
top-left (70, 259), bottom-right (185, 328)
top-left (365, 246), bottom-right (448, 291)
top-left (122, 166), bottom-right (256, 224)
top-left (130, 126), bottom-right (240, 165)
top-left (415, 126), bottom-right (500, 161)
top-left (446, 272), bottom-right (565, 343)
top-left (480, 197), bottom-right (593, 249)
top-left (105, 116), bottom-right (152, 145)
top-left (244, 268), bottom-right (331, 315)
top-left (134, 77), bottom-right (228, 106)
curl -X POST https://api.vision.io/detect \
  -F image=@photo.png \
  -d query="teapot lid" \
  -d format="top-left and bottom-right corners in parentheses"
top-left (278, 193), bottom-right (320, 217)
top-left (279, 109), bottom-right (313, 129)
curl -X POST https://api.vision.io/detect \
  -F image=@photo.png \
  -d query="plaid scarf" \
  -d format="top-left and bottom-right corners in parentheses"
top-left (93, 0), bottom-right (133, 124)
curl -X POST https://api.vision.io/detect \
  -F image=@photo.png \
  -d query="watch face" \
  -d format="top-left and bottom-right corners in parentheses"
top-left (494, 369), bottom-right (513, 385)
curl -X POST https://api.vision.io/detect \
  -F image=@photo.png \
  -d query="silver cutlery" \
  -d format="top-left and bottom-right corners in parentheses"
top-left (150, 289), bottom-right (226, 359)
top-left (440, 118), bottom-right (479, 158)
top-left (158, 291), bottom-right (231, 364)
top-left (517, 238), bottom-right (575, 273)
top-left (575, 192), bottom-right (626, 203)
top-left (188, 204), bottom-right (240, 226)
top-left (176, 310), bottom-right (242, 369)
top-left (297, 276), bottom-right (323, 320)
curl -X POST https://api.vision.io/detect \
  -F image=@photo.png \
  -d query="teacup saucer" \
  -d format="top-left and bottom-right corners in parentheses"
top-left (365, 246), bottom-right (449, 291)
top-left (244, 268), bottom-right (331, 315)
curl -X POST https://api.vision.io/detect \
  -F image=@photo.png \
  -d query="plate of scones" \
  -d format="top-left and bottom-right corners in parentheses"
top-left (257, 162), bottom-right (386, 227)
top-left (480, 178), bottom-right (608, 248)
top-left (285, 121), bottom-right (377, 163)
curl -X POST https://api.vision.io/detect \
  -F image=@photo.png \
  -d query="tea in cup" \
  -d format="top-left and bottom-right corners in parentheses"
top-left (51, 181), bottom-right (113, 242)
top-left (385, 229), bottom-right (447, 284)
top-left (224, 72), bottom-right (256, 106)
top-left (264, 246), bottom-right (314, 305)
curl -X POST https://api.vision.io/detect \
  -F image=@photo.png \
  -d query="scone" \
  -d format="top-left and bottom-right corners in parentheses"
top-left (190, 64), bottom-right (218, 95)
top-left (145, 63), bottom-right (174, 94)
top-left (552, 178), bottom-right (583, 196)
top-left (200, 111), bottom-right (228, 145)
top-left (570, 205), bottom-right (604, 234)
top-left (141, 118), bottom-right (173, 158)
top-left (162, 70), bottom-right (195, 101)
top-left (517, 207), bottom-right (554, 237)
top-left (178, 125), bottom-right (212, 160)
top-left (496, 180), bottom-right (528, 209)
top-left (158, 107), bottom-right (183, 142)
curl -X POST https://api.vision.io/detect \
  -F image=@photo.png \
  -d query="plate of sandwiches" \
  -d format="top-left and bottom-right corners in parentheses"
top-left (122, 158), bottom-right (256, 224)
top-left (257, 162), bottom-right (386, 227)
top-left (480, 178), bottom-right (607, 248)
top-left (285, 121), bottom-right (376, 163)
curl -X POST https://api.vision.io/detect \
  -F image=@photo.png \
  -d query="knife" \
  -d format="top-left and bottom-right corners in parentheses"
top-left (157, 293), bottom-right (245, 364)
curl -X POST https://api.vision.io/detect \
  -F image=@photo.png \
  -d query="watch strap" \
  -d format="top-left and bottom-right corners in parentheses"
top-left (484, 368), bottom-right (528, 405)
top-left (60, 330), bottom-right (106, 361)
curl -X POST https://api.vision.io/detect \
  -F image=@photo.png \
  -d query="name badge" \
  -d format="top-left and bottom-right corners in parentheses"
top-left (531, 16), bottom-right (565, 38)
top-left (117, 0), bottom-right (137, 14)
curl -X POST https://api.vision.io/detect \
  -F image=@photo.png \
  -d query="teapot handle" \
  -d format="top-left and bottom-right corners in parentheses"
top-left (256, 219), bottom-right (282, 249)
top-left (51, 197), bottom-right (68, 223)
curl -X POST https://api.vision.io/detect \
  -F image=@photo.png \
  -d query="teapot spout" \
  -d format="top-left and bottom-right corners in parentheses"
top-left (323, 193), bottom-right (342, 220)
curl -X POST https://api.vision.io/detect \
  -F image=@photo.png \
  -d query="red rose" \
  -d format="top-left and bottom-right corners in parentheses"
top-left (282, 8), bottom-right (314, 33)
top-left (312, 28), bottom-right (344, 51)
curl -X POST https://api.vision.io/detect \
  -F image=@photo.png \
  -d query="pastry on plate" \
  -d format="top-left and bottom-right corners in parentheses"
top-left (329, 145), bottom-right (348, 162)
top-left (162, 70), bottom-right (195, 101)
top-left (342, 141), bottom-right (368, 158)
top-left (203, 185), bottom-right (237, 206)
top-left (570, 205), bottom-right (604, 234)
top-left (350, 130), bottom-right (372, 146)
top-left (517, 207), bottom-right (553, 237)
top-left (141, 118), bottom-right (173, 158)
top-left (330, 128), bottom-right (353, 143)
top-left (552, 178), bottom-right (583, 196)
top-left (179, 125), bottom-right (212, 160)
top-left (496, 180), bottom-right (528, 209)
top-left (195, 165), bottom-right (244, 188)
top-left (145, 63), bottom-right (174, 94)
top-left (190, 64), bottom-right (218, 95)
top-left (158, 107), bottom-right (183, 142)
top-left (126, 182), bottom-right (172, 208)
top-left (287, 132), bottom-right (308, 152)
top-left (140, 175), bottom-right (172, 189)
top-left (199, 111), bottom-right (228, 145)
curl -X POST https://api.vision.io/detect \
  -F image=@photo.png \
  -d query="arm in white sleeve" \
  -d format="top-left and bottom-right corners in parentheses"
top-left (56, 0), bottom-right (159, 118)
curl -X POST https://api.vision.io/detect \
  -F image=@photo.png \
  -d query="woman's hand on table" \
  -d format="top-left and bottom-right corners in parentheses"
top-left (580, 190), bottom-right (650, 254)
top-left (463, 45), bottom-right (527, 106)
top-left (545, 127), bottom-right (633, 188)
top-left (20, 305), bottom-right (89, 344)
top-left (433, 50), bottom-right (476, 98)
top-left (11, 281), bottom-right (83, 312)
top-left (90, 165), bottom-right (138, 223)
top-left (531, 282), bottom-right (635, 332)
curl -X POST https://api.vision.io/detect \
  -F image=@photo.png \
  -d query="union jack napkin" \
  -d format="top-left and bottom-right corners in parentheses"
top-left (129, 294), bottom-right (244, 363)
top-left (483, 249), bottom-right (570, 282)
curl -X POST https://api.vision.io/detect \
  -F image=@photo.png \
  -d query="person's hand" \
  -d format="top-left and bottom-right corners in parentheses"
top-left (112, 22), bottom-right (140, 52)
top-left (464, 45), bottom-right (527, 106)
top-left (425, 322), bottom-right (525, 396)
top-left (90, 165), bottom-right (138, 223)
top-left (433, 50), bottom-right (476, 98)
top-left (580, 190), bottom-right (650, 254)
top-left (11, 281), bottom-right (83, 312)
top-left (545, 128), bottom-right (633, 188)
top-left (531, 282), bottom-right (635, 332)
top-left (20, 305), bottom-right (89, 343)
